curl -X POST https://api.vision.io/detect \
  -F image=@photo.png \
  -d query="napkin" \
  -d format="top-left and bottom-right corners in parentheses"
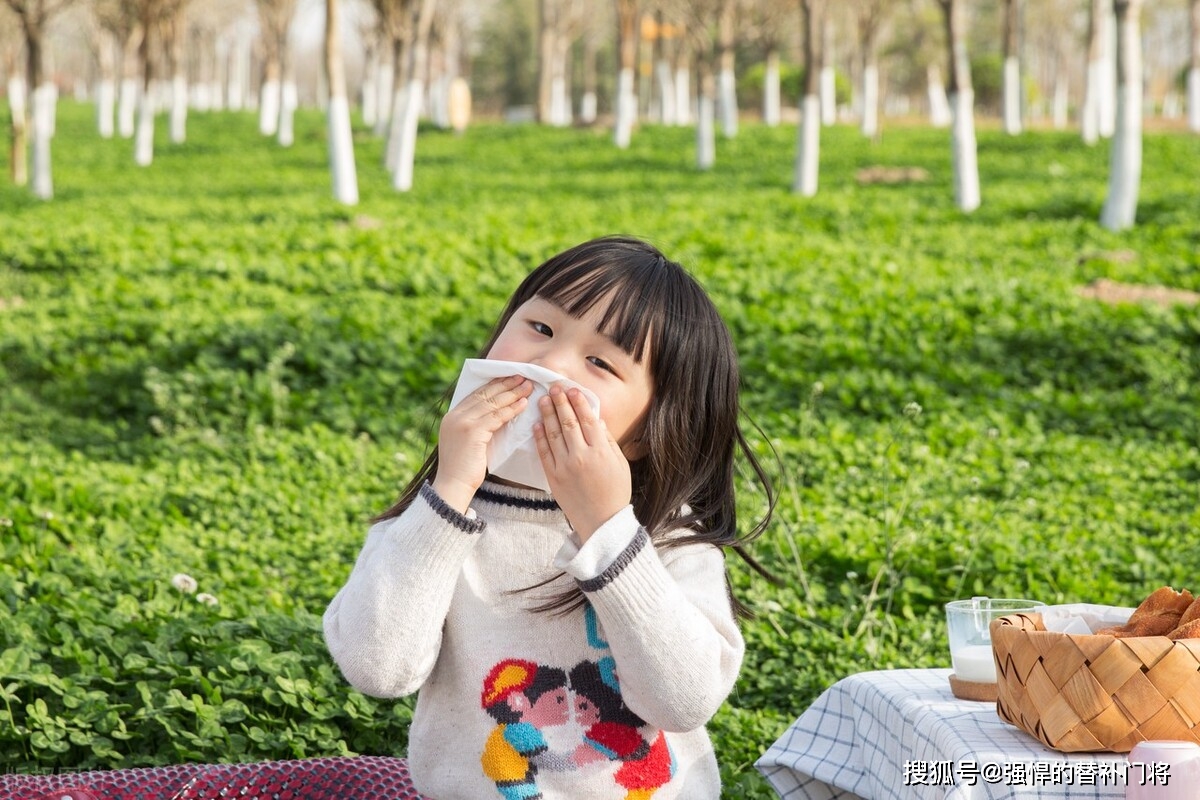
top-left (447, 359), bottom-right (601, 493)
top-left (1037, 603), bottom-right (1134, 635)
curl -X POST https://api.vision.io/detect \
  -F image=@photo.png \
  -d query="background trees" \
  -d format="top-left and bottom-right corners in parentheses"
top-left (3, 0), bottom-right (1198, 214)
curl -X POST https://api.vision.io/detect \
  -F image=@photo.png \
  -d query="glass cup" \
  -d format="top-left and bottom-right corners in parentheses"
top-left (1126, 741), bottom-right (1200, 799)
top-left (945, 597), bottom-right (1046, 683)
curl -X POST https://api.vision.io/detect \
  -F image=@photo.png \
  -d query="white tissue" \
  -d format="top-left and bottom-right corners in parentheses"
top-left (1038, 603), bottom-right (1134, 634)
top-left (447, 359), bottom-right (601, 493)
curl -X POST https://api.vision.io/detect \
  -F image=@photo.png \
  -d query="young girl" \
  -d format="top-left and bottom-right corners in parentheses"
top-left (324, 235), bottom-right (774, 800)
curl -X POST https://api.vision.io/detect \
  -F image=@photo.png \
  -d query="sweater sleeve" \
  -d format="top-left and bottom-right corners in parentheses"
top-left (322, 482), bottom-right (484, 699)
top-left (573, 517), bottom-right (745, 733)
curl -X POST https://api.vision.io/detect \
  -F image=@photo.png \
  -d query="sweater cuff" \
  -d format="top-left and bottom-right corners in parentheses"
top-left (553, 505), bottom-right (640, 582)
top-left (418, 481), bottom-right (486, 534)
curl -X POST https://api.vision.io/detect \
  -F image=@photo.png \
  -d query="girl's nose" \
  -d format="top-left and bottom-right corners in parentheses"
top-left (532, 353), bottom-right (573, 381)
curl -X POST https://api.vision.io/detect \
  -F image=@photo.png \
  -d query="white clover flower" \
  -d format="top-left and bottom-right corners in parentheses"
top-left (39, 510), bottom-right (55, 521)
top-left (811, 381), bottom-right (825, 398)
top-left (196, 593), bottom-right (219, 607)
top-left (1015, 459), bottom-right (1031, 471)
top-left (0, 518), bottom-right (12, 527)
top-left (903, 402), bottom-right (923, 419)
top-left (171, 573), bottom-right (198, 594)
top-left (987, 427), bottom-right (1000, 439)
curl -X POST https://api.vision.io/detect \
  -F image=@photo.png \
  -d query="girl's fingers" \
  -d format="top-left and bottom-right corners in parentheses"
top-left (566, 387), bottom-right (600, 446)
top-left (538, 392), bottom-right (567, 454)
top-left (548, 385), bottom-right (587, 449)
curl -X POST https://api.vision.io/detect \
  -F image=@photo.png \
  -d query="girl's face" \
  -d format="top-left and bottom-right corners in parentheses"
top-left (486, 295), bottom-right (654, 459)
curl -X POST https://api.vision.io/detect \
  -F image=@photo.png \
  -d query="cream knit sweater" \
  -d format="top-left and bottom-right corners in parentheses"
top-left (323, 480), bottom-right (744, 800)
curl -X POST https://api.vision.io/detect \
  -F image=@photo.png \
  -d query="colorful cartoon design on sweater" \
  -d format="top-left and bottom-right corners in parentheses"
top-left (479, 606), bottom-right (676, 799)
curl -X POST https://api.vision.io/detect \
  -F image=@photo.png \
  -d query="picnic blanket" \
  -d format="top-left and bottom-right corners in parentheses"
top-left (0, 755), bottom-right (426, 800)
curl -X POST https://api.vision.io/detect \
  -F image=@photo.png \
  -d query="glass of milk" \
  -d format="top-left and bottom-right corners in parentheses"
top-left (945, 597), bottom-right (1046, 683)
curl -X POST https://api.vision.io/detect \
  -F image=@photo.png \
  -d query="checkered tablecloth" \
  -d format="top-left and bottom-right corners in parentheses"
top-left (755, 669), bottom-right (1138, 800)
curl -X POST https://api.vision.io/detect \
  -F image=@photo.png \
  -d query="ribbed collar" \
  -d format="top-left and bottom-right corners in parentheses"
top-left (471, 479), bottom-right (565, 524)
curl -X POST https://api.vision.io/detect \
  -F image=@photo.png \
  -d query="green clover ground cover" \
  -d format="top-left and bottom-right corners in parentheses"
top-left (2, 105), bottom-right (1198, 795)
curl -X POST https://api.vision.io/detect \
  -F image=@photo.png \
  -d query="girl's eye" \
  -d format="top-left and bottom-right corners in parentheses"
top-left (530, 321), bottom-right (552, 336)
top-left (588, 356), bottom-right (616, 375)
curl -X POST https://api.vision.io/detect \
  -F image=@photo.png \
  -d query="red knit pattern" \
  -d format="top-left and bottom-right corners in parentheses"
top-left (0, 756), bottom-right (426, 800)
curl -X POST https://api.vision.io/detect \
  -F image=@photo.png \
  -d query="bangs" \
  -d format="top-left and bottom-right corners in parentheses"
top-left (533, 253), bottom-right (677, 365)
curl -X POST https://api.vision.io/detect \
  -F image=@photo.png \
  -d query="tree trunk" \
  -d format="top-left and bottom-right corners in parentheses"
top-left (1001, 0), bottom-right (1022, 135)
top-left (167, 20), bottom-right (188, 144)
top-left (653, 11), bottom-right (675, 124)
top-left (716, 0), bottom-right (737, 138)
top-left (793, 0), bottom-right (823, 196)
top-left (96, 30), bottom-right (117, 138)
top-left (941, 0), bottom-right (979, 212)
top-left (819, 14), bottom-right (834, 125)
top-left (614, 0), bottom-right (638, 147)
top-left (581, 28), bottom-right (598, 124)
top-left (927, 63), bottom-right (951, 127)
top-left (1100, 0), bottom-right (1143, 231)
top-left (393, 0), bottom-right (437, 191)
top-left (8, 70), bottom-right (28, 187)
top-left (537, 0), bottom-right (556, 124)
top-left (673, 41), bottom-right (691, 125)
top-left (326, 0), bottom-right (358, 204)
top-left (119, 28), bottom-right (142, 138)
top-left (550, 27), bottom-right (571, 126)
top-left (135, 18), bottom-right (156, 166)
top-left (1188, 0), bottom-right (1199, 133)
top-left (259, 60), bottom-right (281, 136)
top-left (763, 46), bottom-right (780, 126)
top-left (696, 60), bottom-right (715, 170)
top-left (858, 9), bottom-right (880, 139)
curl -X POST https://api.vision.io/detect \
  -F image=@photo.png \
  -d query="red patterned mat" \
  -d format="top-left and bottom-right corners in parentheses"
top-left (0, 756), bottom-right (426, 800)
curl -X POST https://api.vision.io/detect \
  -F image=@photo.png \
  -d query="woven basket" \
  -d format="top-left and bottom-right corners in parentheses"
top-left (992, 611), bottom-right (1200, 753)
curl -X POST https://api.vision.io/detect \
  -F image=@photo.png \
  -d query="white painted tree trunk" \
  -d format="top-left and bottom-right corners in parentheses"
top-left (134, 89), bottom-right (155, 166)
top-left (763, 52), bottom-right (780, 126)
top-left (385, 85), bottom-right (407, 172)
top-left (1083, 59), bottom-right (1101, 144)
top-left (1099, 8), bottom-right (1117, 138)
top-left (31, 84), bottom-right (54, 200)
top-left (860, 64), bottom-right (879, 138)
top-left (393, 79), bottom-right (424, 191)
top-left (1052, 71), bottom-right (1069, 129)
top-left (1188, 67), bottom-right (1200, 132)
top-left (950, 90), bottom-right (980, 212)
top-left (278, 81), bottom-right (297, 146)
top-left (696, 93), bottom-right (715, 170)
top-left (549, 75), bottom-right (570, 127)
top-left (1101, 2), bottom-right (1143, 231)
top-left (374, 61), bottom-right (394, 136)
top-left (655, 60), bottom-right (676, 124)
top-left (580, 92), bottom-right (597, 124)
top-left (259, 80), bottom-right (281, 135)
top-left (819, 66), bottom-right (835, 125)
top-left (118, 79), bottom-right (138, 138)
top-left (361, 63), bottom-right (377, 127)
top-left (170, 73), bottom-right (188, 143)
top-left (717, 66), bottom-right (737, 137)
top-left (793, 93), bottom-right (820, 196)
top-left (673, 67), bottom-right (691, 125)
top-left (97, 79), bottom-right (116, 138)
top-left (928, 65), bottom-right (951, 127)
top-left (614, 67), bottom-right (636, 148)
top-left (328, 95), bottom-right (358, 204)
top-left (1002, 56), bottom-right (1022, 134)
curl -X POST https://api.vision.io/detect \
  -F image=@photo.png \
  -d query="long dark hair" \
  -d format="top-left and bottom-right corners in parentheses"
top-left (376, 235), bottom-right (777, 616)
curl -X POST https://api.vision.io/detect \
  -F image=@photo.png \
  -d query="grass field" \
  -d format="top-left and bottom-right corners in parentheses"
top-left (2, 104), bottom-right (1199, 796)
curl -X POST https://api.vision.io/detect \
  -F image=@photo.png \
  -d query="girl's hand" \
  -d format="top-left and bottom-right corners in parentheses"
top-left (534, 384), bottom-right (632, 541)
top-left (432, 374), bottom-right (533, 514)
